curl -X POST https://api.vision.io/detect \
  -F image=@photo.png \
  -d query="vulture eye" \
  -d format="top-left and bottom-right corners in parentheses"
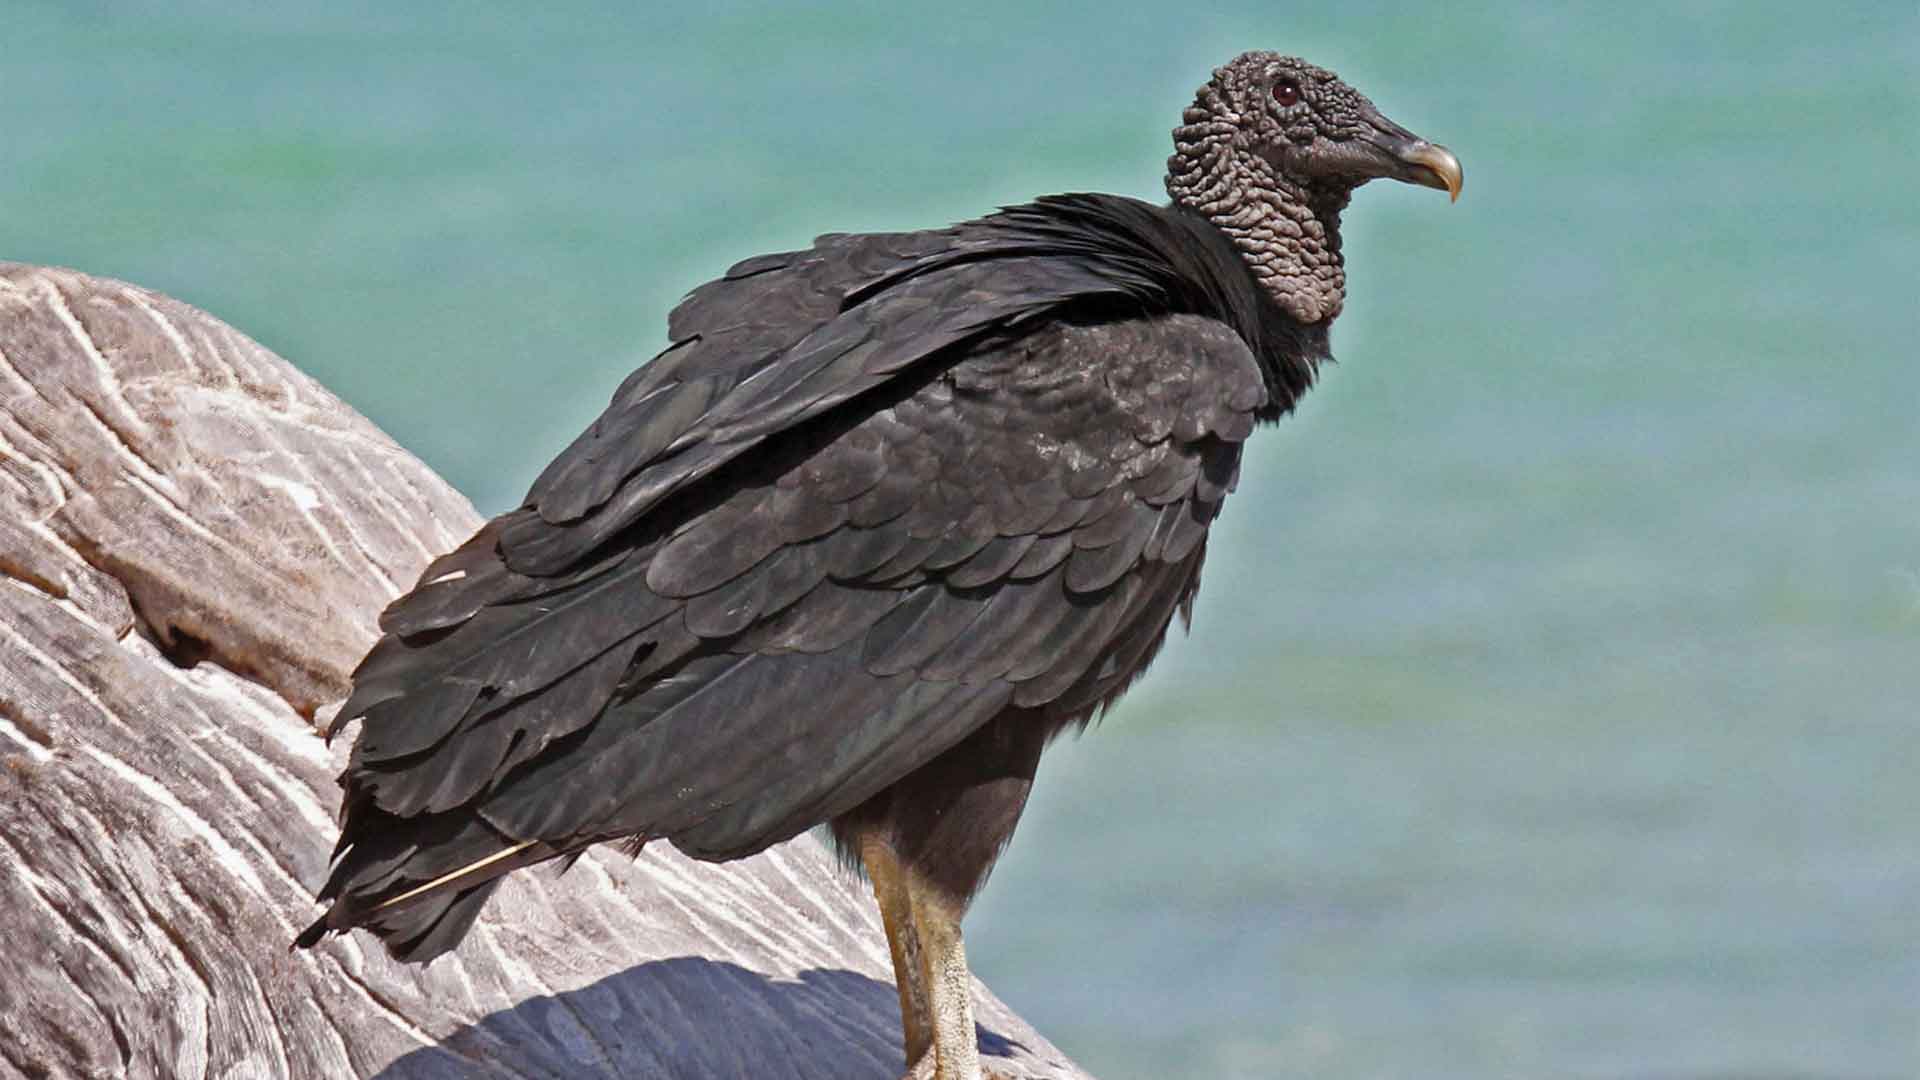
top-left (1271, 78), bottom-right (1301, 107)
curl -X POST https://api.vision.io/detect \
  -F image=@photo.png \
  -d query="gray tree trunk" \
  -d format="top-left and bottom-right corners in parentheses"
top-left (0, 263), bottom-right (1089, 1080)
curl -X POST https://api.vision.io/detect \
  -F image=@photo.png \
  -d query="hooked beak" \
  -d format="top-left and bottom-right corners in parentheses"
top-left (1395, 140), bottom-right (1463, 202)
top-left (1353, 110), bottom-right (1464, 202)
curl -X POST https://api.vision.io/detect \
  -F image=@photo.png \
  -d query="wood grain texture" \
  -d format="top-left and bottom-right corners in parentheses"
top-left (0, 263), bottom-right (1090, 1080)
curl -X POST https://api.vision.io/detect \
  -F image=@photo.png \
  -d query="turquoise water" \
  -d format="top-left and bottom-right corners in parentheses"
top-left (7, 3), bottom-right (1916, 1076)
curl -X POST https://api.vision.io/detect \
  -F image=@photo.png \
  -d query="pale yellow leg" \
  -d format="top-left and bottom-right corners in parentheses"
top-left (861, 833), bottom-right (933, 1071)
top-left (907, 885), bottom-right (981, 1080)
top-left (861, 833), bottom-right (997, 1080)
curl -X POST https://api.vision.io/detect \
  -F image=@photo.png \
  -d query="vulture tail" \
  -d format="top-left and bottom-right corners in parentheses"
top-left (293, 807), bottom-right (600, 962)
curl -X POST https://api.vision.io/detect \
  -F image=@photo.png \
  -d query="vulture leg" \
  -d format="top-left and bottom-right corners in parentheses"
top-left (904, 878), bottom-right (983, 1080)
top-left (839, 711), bottom-right (1051, 1080)
top-left (861, 835), bottom-right (994, 1080)
top-left (861, 833), bottom-right (933, 1068)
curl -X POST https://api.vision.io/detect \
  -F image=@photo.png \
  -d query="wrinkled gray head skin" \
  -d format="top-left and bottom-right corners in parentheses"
top-left (1167, 51), bottom-right (1461, 324)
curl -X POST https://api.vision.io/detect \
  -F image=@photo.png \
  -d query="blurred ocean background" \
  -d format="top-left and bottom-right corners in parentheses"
top-left (6, 2), bottom-right (1916, 1076)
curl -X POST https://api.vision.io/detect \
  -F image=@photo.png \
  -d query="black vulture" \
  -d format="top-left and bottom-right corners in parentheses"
top-left (297, 51), bottom-right (1461, 1079)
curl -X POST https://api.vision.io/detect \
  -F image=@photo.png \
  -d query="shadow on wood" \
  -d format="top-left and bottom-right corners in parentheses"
top-left (372, 960), bottom-right (1029, 1080)
top-left (0, 263), bottom-right (1088, 1079)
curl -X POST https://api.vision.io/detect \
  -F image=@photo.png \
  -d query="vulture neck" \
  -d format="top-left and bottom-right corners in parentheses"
top-left (981, 194), bottom-right (1332, 423)
top-left (1165, 113), bottom-right (1351, 326)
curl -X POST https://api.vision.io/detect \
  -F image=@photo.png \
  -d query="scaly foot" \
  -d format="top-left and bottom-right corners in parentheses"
top-left (900, 1050), bottom-right (1014, 1080)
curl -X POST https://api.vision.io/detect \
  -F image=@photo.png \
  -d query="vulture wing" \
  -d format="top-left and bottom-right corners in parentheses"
top-left (303, 195), bottom-right (1275, 960)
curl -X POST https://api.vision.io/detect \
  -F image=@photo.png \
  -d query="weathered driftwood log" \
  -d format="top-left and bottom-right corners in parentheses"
top-left (0, 263), bottom-right (1088, 1080)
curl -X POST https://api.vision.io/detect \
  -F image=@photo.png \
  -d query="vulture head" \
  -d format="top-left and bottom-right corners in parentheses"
top-left (1167, 51), bottom-right (1462, 325)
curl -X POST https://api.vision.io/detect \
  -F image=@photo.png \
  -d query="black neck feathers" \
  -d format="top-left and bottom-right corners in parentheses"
top-left (983, 194), bottom-right (1331, 422)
